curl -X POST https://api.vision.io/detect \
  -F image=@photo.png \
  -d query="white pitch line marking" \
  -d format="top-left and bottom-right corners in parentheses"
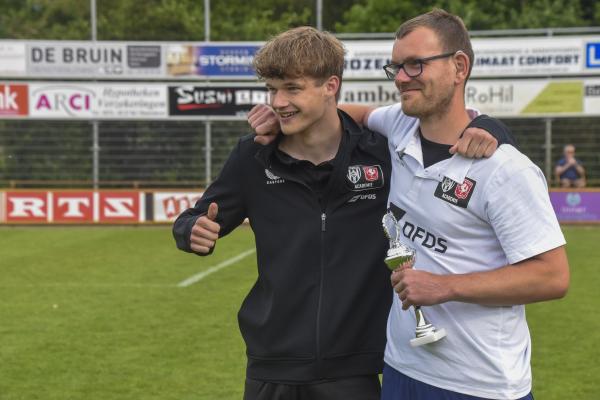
top-left (177, 248), bottom-right (256, 287)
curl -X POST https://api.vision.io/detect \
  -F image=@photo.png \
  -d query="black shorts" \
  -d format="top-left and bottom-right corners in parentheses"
top-left (244, 375), bottom-right (381, 400)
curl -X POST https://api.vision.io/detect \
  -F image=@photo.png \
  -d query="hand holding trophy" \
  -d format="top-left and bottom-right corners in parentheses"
top-left (382, 210), bottom-right (446, 347)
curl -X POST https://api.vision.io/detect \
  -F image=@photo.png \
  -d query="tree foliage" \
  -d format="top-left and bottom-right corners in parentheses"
top-left (335, 0), bottom-right (593, 32)
top-left (0, 0), bottom-right (597, 41)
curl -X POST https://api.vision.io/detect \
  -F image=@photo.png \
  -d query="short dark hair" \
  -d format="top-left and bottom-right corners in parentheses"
top-left (395, 9), bottom-right (474, 80)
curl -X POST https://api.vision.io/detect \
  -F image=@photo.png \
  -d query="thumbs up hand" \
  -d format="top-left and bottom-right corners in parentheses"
top-left (190, 202), bottom-right (221, 254)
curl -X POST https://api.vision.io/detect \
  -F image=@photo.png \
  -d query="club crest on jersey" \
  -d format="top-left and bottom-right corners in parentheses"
top-left (265, 169), bottom-right (285, 184)
top-left (346, 164), bottom-right (384, 191)
top-left (434, 177), bottom-right (476, 208)
top-left (363, 166), bottom-right (379, 181)
top-left (347, 166), bottom-right (361, 184)
top-left (441, 177), bottom-right (455, 192)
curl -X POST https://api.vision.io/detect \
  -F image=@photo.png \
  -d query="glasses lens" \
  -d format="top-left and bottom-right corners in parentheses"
top-left (384, 65), bottom-right (397, 80)
top-left (403, 61), bottom-right (422, 77)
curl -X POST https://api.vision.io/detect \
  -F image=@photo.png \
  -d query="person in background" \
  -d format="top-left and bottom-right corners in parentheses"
top-left (555, 144), bottom-right (586, 188)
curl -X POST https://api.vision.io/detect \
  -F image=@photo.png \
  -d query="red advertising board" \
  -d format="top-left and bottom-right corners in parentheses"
top-left (52, 191), bottom-right (94, 222)
top-left (5, 192), bottom-right (48, 222)
top-left (98, 192), bottom-right (142, 223)
top-left (3, 191), bottom-right (144, 223)
top-left (0, 84), bottom-right (28, 116)
top-left (0, 191), bottom-right (4, 222)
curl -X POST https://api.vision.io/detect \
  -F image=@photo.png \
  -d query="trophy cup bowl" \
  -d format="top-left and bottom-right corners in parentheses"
top-left (382, 211), bottom-right (446, 347)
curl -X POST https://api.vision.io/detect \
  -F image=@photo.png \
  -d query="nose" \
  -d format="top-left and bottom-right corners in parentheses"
top-left (270, 91), bottom-right (288, 109)
top-left (394, 67), bottom-right (413, 84)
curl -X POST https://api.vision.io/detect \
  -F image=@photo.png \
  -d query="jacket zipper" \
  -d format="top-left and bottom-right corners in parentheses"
top-left (316, 211), bottom-right (326, 369)
top-left (267, 163), bottom-right (330, 370)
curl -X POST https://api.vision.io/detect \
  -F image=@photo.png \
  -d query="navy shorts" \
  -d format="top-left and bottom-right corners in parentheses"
top-left (381, 363), bottom-right (534, 400)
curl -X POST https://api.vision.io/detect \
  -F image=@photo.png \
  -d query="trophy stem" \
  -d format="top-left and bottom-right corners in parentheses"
top-left (410, 306), bottom-right (446, 347)
top-left (414, 306), bottom-right (436, 337)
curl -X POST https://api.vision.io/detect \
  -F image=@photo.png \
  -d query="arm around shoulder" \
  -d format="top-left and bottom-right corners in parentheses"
top-left (338, 104), bottom-right (374, 126)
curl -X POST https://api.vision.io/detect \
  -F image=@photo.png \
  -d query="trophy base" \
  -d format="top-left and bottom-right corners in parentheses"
top-left (410, 328), bottom-right (447, 347)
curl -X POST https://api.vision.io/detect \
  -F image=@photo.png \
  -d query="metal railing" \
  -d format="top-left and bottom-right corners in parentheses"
top-left (1, 117), bottom-right (598, 189)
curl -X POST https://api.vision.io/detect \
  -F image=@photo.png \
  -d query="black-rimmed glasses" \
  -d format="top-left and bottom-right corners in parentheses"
top-left (382, 52), bottom-right (457, 80)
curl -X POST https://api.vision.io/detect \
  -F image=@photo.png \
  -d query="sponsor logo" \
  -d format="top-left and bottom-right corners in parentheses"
top-left (455, 179), bottom-right (474, 199)
top-left (346, 165), bottom-right (384, 191)
top-left (153, 192), bottom-right (203, 221)
top-left (586, 85), bottom-right (600, 96)
top-left (53, 192), bottom-right (93, 222)
top-left (363, 166), bottom-right (379, 181)
top-left (98, 192), bottom-right (141, 222)
top-left (348, 193), bottom-right (376, 203)
top-left (389, 203), bottom-right (447, 254)
top-left (4, 191), bottom-right (143, 223)
top-left (166, 45), bottom-right (258, 77)
top-left (168, 86), bottom-right (267, 116)
top-left (0, 84), bottom-right (28, 116)
top-left (347, 166), bottom-right (361, 184)
top-left (31, 85), bottom-right (95, 117)
top-left (265, 169), bottom-right (285, 184)
top-left (434, 177), bottom-right (476, 208)
top-left (6, 192), bottom-right (48, 222)
top-left (441, 177), bottom-right (454, 192)
top-left (566, 192), bottom-right (581, 207)
top-left (31, 45), bottom-right (124, 65)
top-left (586, 43), bottom-right (600, 68)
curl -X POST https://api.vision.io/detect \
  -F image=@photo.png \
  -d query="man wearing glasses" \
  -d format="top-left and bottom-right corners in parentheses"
top-left (351, 9), bottom-right (568, 400)
top-left (251, 8), bottom-right (570, 400)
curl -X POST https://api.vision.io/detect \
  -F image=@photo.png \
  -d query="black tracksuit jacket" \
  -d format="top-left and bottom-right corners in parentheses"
top-left (173, 110), bottom-right (393, 383)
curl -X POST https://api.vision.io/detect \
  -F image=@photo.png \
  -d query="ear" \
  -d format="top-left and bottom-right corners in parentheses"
top-left (323, 75), bottom-right (341, 98)
top-left (454, 51), bottom-right (470, 84)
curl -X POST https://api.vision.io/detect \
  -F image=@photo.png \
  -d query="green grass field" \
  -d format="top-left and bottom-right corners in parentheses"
top-left (0, 225), bottom-right (598, 399)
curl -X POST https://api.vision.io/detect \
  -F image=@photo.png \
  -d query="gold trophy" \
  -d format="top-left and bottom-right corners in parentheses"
top-left (382, 211), bottom-right (446, 347)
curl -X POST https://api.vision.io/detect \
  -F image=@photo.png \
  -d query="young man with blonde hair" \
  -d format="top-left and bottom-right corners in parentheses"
top-left (174, 26), bottom-right (393, 400)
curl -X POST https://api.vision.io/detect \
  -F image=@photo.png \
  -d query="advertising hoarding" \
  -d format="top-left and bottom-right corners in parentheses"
top-left (27, 42), bottom-right (162, 78)
top-left (0, 78), bottom-right (598, 120)
top-left (340, 79), bottom-right (600, 117)
top-left (153, 192), bottom-right (203, 222)
top-left (28, 83), bottom-right (168, 119)
top-left (550, 191), bottom-right (600, 223)
top-left (0, 42), bottom-right (26, 76)
top-left (1, 36), bottom-right (599, 80)
top-left (2, 191), bottom-right (145, 223)
top-left (166, 44), bottom-right (258, 77)
top-left (168, 85), bottom-right (268, 117)
top-left (0, 84), bottom-right (28, 116)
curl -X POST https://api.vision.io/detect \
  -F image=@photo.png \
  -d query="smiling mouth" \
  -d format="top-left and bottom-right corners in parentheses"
top-left (400, 87), bottom-right (420, 94)
top-left (278, 111), bottom-right (299, 119)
